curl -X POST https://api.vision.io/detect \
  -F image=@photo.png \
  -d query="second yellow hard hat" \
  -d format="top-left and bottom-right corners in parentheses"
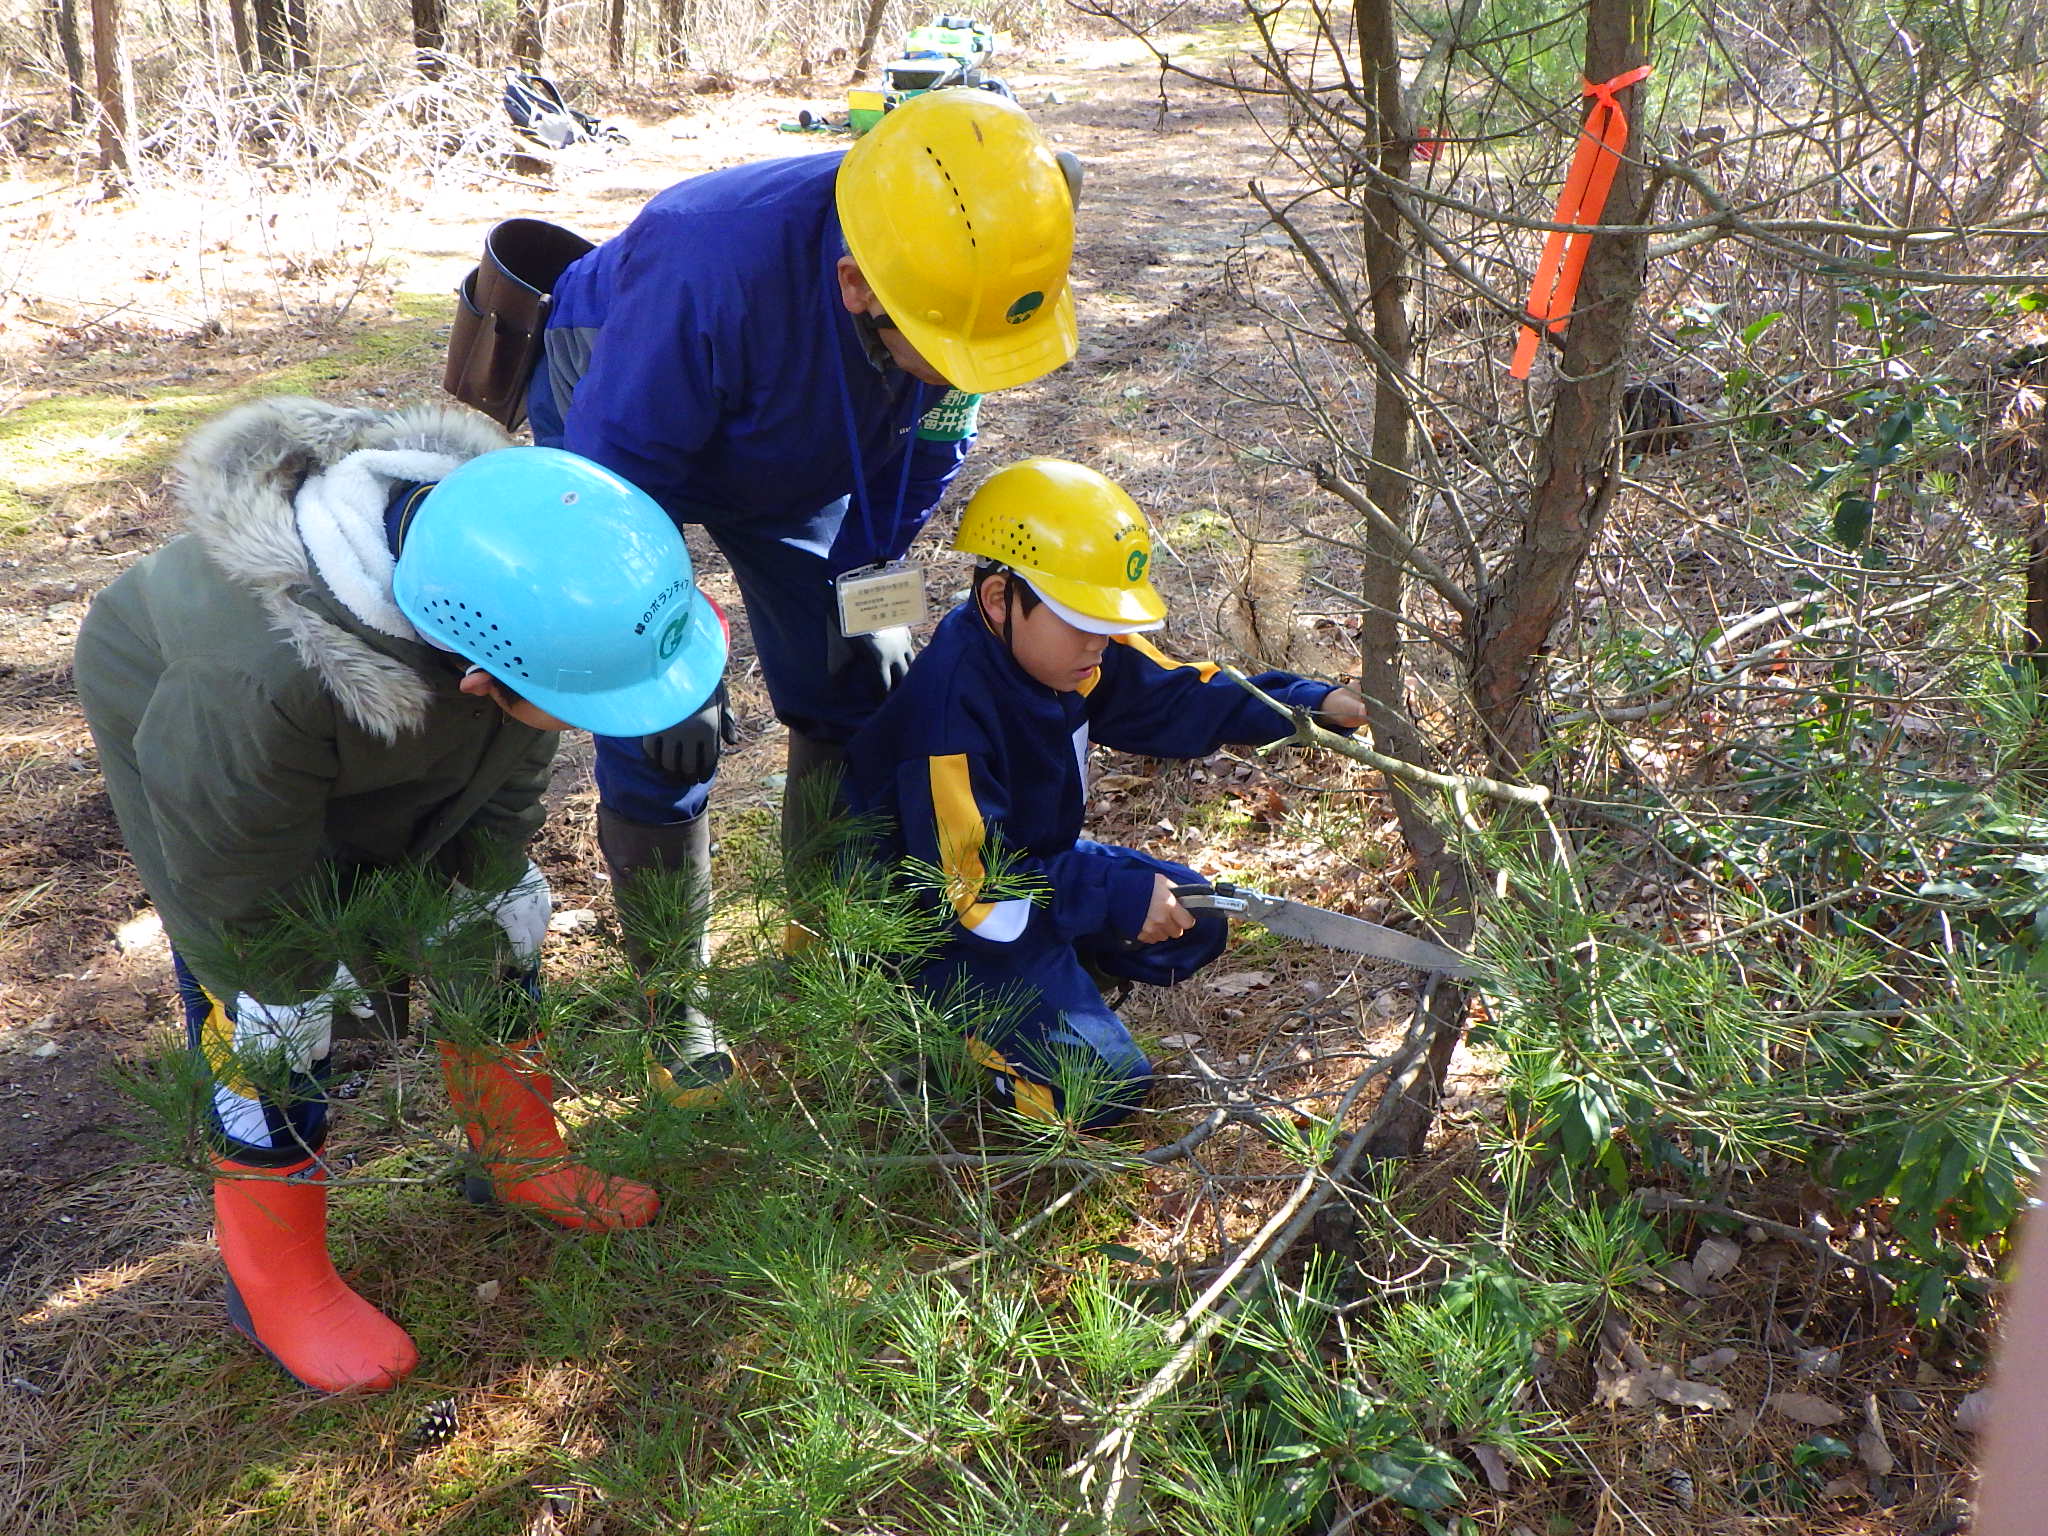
top-left (836, 91), bottom-right (1078, 394)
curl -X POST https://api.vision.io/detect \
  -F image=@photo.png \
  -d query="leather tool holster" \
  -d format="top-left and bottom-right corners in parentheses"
top-left (443, 217), bottom-right (595, 431)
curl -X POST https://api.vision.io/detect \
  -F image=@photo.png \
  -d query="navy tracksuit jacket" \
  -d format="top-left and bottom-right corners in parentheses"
top-left (528, 152), bottom-right (977, 823)
top-left (846, 602), bottom-right (1340, 1126)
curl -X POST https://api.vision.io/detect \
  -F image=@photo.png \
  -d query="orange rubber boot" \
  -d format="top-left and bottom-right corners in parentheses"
top-left (213, 1154), bottom-right (418, 1394)
top-left (437, 1038), bottom-right (658, 1231)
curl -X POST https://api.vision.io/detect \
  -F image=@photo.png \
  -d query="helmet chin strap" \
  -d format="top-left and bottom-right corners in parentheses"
top-left (852, 308), bottom-right (899, 372)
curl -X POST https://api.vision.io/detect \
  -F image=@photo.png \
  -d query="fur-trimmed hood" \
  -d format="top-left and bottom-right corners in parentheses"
top-left (175, 396), bottom-right (510, 742)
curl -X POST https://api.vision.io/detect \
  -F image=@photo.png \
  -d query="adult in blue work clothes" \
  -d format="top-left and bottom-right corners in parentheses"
top-left (526, 90), bottom-right (1080, 1100)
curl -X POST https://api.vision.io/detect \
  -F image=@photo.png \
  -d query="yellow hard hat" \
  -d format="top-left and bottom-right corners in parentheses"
top-left (836, 92), bottom-right (1078, 394)
top-left (952, 459), bottom-right (1167, 632)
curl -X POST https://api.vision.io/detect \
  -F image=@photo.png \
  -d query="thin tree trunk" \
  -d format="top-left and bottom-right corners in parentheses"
top-left (852, 0), bottom-right (889, 80)
top-left (606, 0), bottom-right (625, 71)
top-left (657, 0), bottom-right (688, 69)
top-left (512, 0), bottom-right (548, 69)
top-left (282, 0), bottom-right (309, 71)
top-left (87, 0), bottom-right (131, 174)
top-left (2025, 501), bottom-right (2048, 676)
top-left (226, 0), bottom-right (252, 74)
top-left (1467, 0), bottom-right (1651, 778)
top-left (250, 0), bottom-right (287, 69)
top-left (48, 0), bottom-right (88, 124)
top-left (412, 0), bottom-right (445, 76)
top-left (1347, 0), bottom-right (1475, 1161)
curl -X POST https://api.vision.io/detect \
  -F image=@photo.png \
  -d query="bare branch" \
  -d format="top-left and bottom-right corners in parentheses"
top-left (1309, 462), bottom-right (1477, 618)
top-left (1222, 665), bottom-right (1552, 806)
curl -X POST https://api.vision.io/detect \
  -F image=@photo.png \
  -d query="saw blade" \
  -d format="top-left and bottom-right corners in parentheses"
top-left (1248, 899), bottom-right (1475, 977)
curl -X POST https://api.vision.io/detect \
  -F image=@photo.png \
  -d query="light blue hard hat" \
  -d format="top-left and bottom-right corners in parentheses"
top-left (393, 446), bottom-right (726, 737)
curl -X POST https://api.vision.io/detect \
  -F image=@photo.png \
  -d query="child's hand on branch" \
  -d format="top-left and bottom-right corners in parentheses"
top-left (1316, 686), bottom-right (1368, 731)
top-left (1137, 874), bottom-right (1196, 943)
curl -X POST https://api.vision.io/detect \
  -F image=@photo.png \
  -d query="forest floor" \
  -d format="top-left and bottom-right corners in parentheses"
top-left (0, 23), bottom-right (1985, 1536)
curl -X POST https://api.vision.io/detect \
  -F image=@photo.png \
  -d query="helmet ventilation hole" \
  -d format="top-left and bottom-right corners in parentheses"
top-left (425, 597), bottom-right (528, 679)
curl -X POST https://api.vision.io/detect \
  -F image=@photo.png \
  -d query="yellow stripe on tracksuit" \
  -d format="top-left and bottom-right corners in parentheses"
top-left (197, 984), bottom-right (262, 1098)
top-left (1075, 635), bottom-right (1219, 698)
top-left (927, 756), bottom-right (1062, 1123)
top-left (1114, 632), bottom-right (1221, 681)
top-left (929, 753), bottom-right (1005, 934)
top-left (966, 1036), bottom-right (1060, 1123)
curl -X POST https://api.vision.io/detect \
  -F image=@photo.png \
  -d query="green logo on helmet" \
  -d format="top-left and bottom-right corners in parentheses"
top-left (658, 614), bottom-right (689, 660)
top-left (1126, 548), bottom-right (1148, 581)
top-left (1005, 292), bottom-right (1044, 325)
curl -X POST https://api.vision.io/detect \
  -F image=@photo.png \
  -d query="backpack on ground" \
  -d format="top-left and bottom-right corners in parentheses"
top-left (502, 70), bottom-right (625, 149)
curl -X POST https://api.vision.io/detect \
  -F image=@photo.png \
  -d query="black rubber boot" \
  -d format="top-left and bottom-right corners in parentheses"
top-left (596, 807), bottom-right (736, 1108)
top-left (780, 730), bottom-right (848, 954)
top-left (781, 730), bottom-right (848, 875)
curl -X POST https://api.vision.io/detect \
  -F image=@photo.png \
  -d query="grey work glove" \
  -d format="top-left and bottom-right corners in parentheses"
top-left (825, 626), bottom-right (917, 693)
top-left (642, 681), bottom-right (738, 781)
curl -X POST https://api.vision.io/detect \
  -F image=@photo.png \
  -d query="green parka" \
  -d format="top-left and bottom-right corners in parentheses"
top-left (75, 397), bottom-right (558, 1004)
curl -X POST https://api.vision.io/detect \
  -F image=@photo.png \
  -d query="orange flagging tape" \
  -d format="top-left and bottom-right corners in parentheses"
top-left (1509, 63), bottom-right (1653, 380)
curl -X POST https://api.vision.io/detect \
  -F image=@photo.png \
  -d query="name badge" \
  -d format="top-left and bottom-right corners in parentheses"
top-left (834, 561), bottom-right (928, 637)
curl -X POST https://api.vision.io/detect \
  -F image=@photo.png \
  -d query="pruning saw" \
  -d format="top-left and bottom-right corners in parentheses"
top-left (1173, 881), bottom-right (1476, 978)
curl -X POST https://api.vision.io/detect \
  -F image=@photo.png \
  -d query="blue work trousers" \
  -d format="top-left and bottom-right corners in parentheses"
top-left (916, 845), bottom-right (1230, 1130)
top-left (532, 370), bottom-right (887, 826)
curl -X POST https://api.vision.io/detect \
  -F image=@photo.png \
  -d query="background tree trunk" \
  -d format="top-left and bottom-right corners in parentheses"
top-left (411, 0), bottom-right (445, 77)
top-left (606, 0), bottom-right (625, 71)
top-left (46, 0), bottom-right (88, 123)
top-left (656, 0), bottom-right (688, 69)
top-left (282, 0), bottom-right (310, 71)
top-left (2025, 503), bottom-right (2048, 675)
top-left (225, 0), bottom-right (252, 74)
top-left (851, 0), bottom-right (889, 80)
top-left (512, 0), bottom-right (548, 69)
top-left (87, 0), bottom-right (131, 173)
top-left (249, 0), bottom-right (287, 70)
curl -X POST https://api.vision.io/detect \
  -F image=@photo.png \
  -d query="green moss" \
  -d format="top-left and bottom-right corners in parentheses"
top-left (0, 292), bottom-right (451, 539)
top-left (1164, 508), bottom-right (1235, 552)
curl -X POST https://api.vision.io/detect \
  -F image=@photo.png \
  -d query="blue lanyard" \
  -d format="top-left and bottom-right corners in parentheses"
top-left (827, 239), bottom-right (925, 571)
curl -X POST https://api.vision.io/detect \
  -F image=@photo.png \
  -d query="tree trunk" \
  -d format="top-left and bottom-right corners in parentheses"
top-left (657, 0), bottom-right (688, 69)
top-left (1467, 0), bottom-right (1651, 779)
top-left (852, 0), bottom-right (889, 80)
top-left (512, 0), bottom-right (548, 69)
top-left (412, 0), bottom-right (445, 76)
top-left (226, 0), bottom-right (252, 74)
top-left (250, 0), bottom-right (287, 69)
top-left (606, 0), bottom-right (625, 72)
top-left (282, 0), bottom-right (310, 71)
top-left (47, 0), bottom-right (88, 123)
top-left (87, 0), bottom-right (131, 174)
top-left (2025, 499), bottom-right (2048, 676)
top-left (1344, 0), bottom-right (1476, 1161)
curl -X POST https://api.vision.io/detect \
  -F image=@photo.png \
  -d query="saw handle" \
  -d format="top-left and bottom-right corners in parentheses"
top-left (1118, 882), bottom-right (1231, 951)
top-left (1170, 882), bottom-right (1250, 915)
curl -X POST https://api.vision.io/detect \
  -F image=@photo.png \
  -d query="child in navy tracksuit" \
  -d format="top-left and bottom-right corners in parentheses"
top-left (845, 459), bottom-right (1366, 1128)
